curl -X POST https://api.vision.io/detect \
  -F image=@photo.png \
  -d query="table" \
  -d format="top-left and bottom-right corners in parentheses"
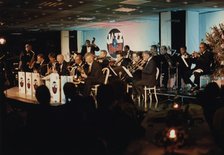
top-left (141, 104), bottom-right (220, 155)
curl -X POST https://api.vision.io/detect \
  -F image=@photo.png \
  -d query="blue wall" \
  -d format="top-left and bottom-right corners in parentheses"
top-left (81, 20), bottom-right (159, 55)
top-left (199, 10), bottom-right (224, 41)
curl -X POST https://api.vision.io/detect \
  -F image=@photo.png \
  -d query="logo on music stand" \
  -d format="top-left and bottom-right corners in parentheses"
top-left (52, 81), bottom-right (57, 94)
top-left (33, 79), bottom-right (38, 90)
top-left (20, 77), bottom-right (24, 87)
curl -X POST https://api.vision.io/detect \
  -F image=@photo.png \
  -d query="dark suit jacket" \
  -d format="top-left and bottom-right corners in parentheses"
top-left (81, 45), bottom-right (100, 56)
top-left (33, 60), bottom-right (47, 76)
top-left (124, 50), bottom-right (133, 59)
top-left (56, 61), bottom-right (69, 76)
top-left (84, 61), bottom-right (104, 83)
top-left (177, 54), bottom-right (192, 72)
top-left (121, 58), bottom-right (131, 67)
top-left (192, 50), bottom-right (214, 74)
top-left (141, 58), bottom-right (157, 87)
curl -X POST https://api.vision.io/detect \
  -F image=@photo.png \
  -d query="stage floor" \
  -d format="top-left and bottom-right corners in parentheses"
top-left (4, 87), bottom-right (37, 104)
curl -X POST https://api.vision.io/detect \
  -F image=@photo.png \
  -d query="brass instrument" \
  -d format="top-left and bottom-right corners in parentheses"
top-left (190, 51), bottom-right (201, 58)
top-left (114, 58), bottom-right (123, 66)
top-left (129, 59), bottom-right (145, 73)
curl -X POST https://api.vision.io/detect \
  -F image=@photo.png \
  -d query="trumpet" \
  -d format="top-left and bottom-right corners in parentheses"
top-left (190, 51), bottom-right (201, 58)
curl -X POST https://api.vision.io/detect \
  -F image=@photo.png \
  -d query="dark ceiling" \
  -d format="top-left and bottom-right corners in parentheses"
top-left (0, 0), bottom-right (224, 31)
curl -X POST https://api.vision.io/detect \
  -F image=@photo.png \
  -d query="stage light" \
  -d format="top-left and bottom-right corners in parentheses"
top-left (0, 37), bottom-right (6, 45)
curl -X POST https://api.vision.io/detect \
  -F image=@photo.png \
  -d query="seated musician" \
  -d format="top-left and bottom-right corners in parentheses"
top-left (133, 51), bottom-right (156, 98)
top-left (96, 50), bottom-right (109, 68)
top-left (55, 54), bottom-right (69, 76)
top-left (46, 52), bottom-right (57, 75)
top-left (71, 54), bottom-right (84, 78)
top-left (80, 53), bottom-right (104, 96)
top-left (190, 42), bottom-right (214, 91)
top-left (33, 54), bottom-right (47, 76)
top-left (177, 46), bottom-right (195, 90)
top-left (126, 52), bottom-right (143, 83)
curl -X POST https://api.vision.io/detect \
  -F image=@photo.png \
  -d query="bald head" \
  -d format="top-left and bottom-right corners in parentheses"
top-left (57, 54), bottom-right (64, 64)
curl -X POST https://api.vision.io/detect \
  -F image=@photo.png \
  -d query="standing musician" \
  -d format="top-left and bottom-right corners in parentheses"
top-left (133, 51), bottom-right (156, 98)
top-left (33, 54), bottom-right (47, 76)
top-left (96, 50), bottom-right (109, 68)
top-left (157, 45), bottom-right (174, 89)
top-left (177, 46), bottom-right (195, 90)
top-left (80, 38), bottom-right (100, 57)
top-left (19, 43), bottom-right (35, 72)
top-left (190, 42), bottom-right (214, 91)
top-left (55, 54), bottom-right (69, 76)
top-left (123, 45), bottom-right (133, 59)
top-left (79, 53), bottom-right (104, 96)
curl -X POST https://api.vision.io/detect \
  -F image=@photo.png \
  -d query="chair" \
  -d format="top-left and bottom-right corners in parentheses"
top-left (91, 67), bottom-right (110, 96)
top-left (143, 67), bottom-right (159, 110)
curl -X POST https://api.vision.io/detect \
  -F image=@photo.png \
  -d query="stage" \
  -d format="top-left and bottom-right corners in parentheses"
top-left (4, 87), bottom-right (61, 106)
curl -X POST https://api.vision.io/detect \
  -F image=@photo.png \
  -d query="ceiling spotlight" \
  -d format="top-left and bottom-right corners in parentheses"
top-left (0, 22), bottom-right (4, 26)
top-left (68, 4), bottom-right (73, 7)
top-left (183, 1), bottom-right (188, 5)
top-left (213, 5), bottom-right (218, 8)
top-left (106, 8), bottom-right (110, 10)
top-left (79, 1), bottom-right (84, 4)
top-left (166, 0), bottom-right (171, 2)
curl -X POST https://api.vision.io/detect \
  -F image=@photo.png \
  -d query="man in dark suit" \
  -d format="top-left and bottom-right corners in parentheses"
top-left (19, 43), bottom-right (35, 72)
top-left (96, 50), bottom-right (110, 68)
top-left (56, 54), bottom-right (69, 76)
top-left (33, 54), bottom-right (47, 76)
top-left (156, 45), bottom-right (174, 89)
top-left (133, 51), bottom-right (156, 97)
top-left (80, 39), bottom-right (100, 56)
top-left (191, 42), bottom-right (214, 91)
top-left (177, 46), bottom-right (195, 90)
top-left (80, 53), bottom-right (104, 96)
top-left (123, 45), bottom-right (133, 60)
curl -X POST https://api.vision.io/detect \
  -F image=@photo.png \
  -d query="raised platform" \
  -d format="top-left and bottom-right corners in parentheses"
top-left (156, 88), bottom-right (198, 100)
top-left (4, 87), bottom-right (61, 106)
top-left (4, 87), bottom-right (37, 104)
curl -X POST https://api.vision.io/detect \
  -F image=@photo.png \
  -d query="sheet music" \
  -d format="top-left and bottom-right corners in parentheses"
top-left (122, 66), bottom-right (133, 78)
